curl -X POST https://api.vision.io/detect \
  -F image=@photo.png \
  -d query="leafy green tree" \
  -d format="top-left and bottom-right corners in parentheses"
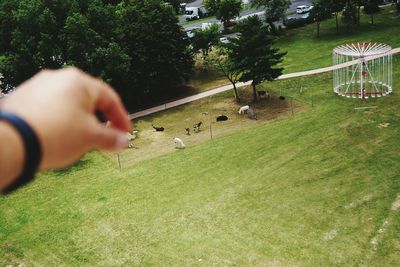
top-left (228, 16), bottom-right (285, 102)
top-left (204, 0), bottom-right (242, 30)
top-left (251, 0), bottom-right (290, 34)
top-left (191, 24), bottom-right (221, 59)
top-left (115, 0), bottom-right (193, 105)
top-left (395, 0), bottom-right (400, 13)
top-left (0, 0), bottom-right (193, 109)
top-left (311, 0), bottom-right (332, 37)
top-left (164, 0), bottom-right (182, 13)
top-left (352, 0), bottom-right (365, 26)
top-left (329, 0), bottom-right (345, 33)
top-left (207, 47), bottom-right (242, 102)
top-left (363, 0), bottom-right (380, 25)
top-left (342, 0), bottom-right (358, 32)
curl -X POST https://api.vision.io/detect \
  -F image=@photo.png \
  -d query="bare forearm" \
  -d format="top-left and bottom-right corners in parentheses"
top-left (0, 121), bottom-right (24, 190)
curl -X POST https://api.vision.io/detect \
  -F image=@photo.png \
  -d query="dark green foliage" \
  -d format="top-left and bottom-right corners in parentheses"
top-left (191, 24), bottom-right (221, 58)
top-left (204, 0), bottom-right (242, 30)
top-left (311, 0), bottom-right (332, 37)
top-left (342, 0), bottom-right (358, 32)
top-left (252, 0), bottom-right (291, 34)
top-left (227, 16), bottom-right (285, 102)
top-left (329, 0), bottom-right (345, 32)
top-left (0, 0), bottom-right (193, 110)
top-left (283, 17), bottom-right (309, 29)
top-left (164, 0), bottom-right (182, 13)
top-left (363, 0), bottom-right (380, 25)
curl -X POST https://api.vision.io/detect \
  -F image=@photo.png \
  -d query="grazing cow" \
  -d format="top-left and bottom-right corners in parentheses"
top-left (185, 128), bottom-right (190, 135)
top-left (257, 90), bottom-right (270, 99)
top-left (248, 109), bottom-right (257, 120)
top-left (193, 121), bottom-right (202, 132)
top-left (152, 124), bottom-right (164, 132)
top-left (216, 115), bottom-right (228, 122)
top-left (238, 105), bottom-right (250, 115)
top-left (173, 137), bottom-right (186, 149)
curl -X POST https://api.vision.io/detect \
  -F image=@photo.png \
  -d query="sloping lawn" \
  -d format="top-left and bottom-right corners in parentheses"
top-left (189, 6), bottom-right (400, 92)
top-left (275, 6), bottom-right (400, 73)
top-left (1, 54), bottom-right (399, 265)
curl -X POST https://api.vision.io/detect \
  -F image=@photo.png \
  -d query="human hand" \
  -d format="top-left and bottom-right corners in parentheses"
top-left (1, 67), bottom-right (131, 171)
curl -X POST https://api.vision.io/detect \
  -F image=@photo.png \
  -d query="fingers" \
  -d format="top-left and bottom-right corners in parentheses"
top-left (64, 67), bottom-right (132, 132)
top-left (95, 86), bottom-right (132, 132)
top-left (91, 123), bottom-right (129, 151)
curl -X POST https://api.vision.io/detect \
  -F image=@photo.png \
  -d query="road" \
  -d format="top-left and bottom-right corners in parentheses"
top-left (180, 0), bottom-right (312, 29)
top-left (129, 48), bottom-right (400, 120)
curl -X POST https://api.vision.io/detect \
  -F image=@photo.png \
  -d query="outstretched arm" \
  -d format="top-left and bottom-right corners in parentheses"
top-left (0, 68), bottom-right (131, 191)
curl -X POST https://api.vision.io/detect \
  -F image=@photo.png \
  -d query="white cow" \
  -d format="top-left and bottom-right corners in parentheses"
top-left (238, 105), bottom-right (250, 115)
top-left (173, 137), bottom-right (186, 149)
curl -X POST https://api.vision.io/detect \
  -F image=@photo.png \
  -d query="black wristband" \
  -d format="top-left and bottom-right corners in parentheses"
top-left (0, 111), bottom-right (42, 194)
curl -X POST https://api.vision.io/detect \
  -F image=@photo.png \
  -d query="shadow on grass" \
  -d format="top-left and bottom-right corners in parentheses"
top-left (52, 158), bottom-right (92, 177)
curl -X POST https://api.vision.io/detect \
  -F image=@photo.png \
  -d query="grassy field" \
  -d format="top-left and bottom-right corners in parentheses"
top-left (277, 6), bottom-right (400, 73)
top-left (1, 52), bottom-right (400, 265)
top-left (1, 7), bottom-right (400, 266)
top-left (188, 6), bottom-right (400, 92)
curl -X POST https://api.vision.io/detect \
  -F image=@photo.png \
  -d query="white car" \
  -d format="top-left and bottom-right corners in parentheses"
top-left (296, 5), bottom-right (313, 14)
top-left (219, 37), bottom-right (229, 44)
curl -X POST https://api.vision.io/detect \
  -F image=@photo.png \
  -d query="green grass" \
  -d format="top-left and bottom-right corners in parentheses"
top-left (276, 6), bottom-right (400, 73)
top-left (1, 54), bottom-right (400, 265)
top-left (1, 7), bottom-right (400, 266)
top-left (186, 6), bottom-right (400, 93)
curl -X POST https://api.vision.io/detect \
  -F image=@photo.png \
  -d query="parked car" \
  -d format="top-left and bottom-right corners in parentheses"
top-left (184, 7), bottom-right (208, 21)
top-left (219, 37), bottom-right (229, 44)
top-left (296, 5), bottom-right (313, 14)
top-left (184, 27), bottom-right (201, 38)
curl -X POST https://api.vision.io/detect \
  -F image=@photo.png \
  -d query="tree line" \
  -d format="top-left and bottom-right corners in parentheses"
top-left (0, 0), bottom-right (193, 110)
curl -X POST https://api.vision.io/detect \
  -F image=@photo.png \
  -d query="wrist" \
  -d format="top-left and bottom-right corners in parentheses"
top-left (0, 121), bottom-right (24, 190)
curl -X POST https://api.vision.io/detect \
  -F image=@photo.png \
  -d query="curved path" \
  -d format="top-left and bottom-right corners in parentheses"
top-left (129, 48), bottom-right (400, 120)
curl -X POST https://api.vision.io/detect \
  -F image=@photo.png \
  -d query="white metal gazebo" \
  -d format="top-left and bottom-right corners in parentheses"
top-left (333, 42), bottom-right (393, 99)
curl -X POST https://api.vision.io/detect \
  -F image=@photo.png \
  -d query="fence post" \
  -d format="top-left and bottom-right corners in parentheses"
top-left (117, 154), bottom-right (121, 170)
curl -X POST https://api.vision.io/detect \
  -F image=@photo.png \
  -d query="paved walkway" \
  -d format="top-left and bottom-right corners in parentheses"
top-left (129, 48), bottom-right (400, 120)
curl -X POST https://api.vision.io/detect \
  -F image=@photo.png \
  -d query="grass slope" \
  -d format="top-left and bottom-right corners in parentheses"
top-left (1, 55), bottom-right (400, 265)
top-left (277, 6), bottom-right (400, 73)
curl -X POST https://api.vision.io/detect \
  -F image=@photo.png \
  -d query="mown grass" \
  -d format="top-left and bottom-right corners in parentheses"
top-left (276, 6), bottom-right (400, 73)
top-left (186, 6), bottom-right (400, 93)
top-left (1, 51), bottom-right (399, 265)
top-left (1, 7), bottom-right (400, 266)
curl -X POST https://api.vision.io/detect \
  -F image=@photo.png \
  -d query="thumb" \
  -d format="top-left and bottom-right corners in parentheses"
top-left (92, 124), bottom-right (128, 151)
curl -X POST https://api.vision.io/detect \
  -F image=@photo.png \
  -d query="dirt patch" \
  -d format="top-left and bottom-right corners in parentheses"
top-left (105, 90), bottom-right (305, 167)
top-left (345, 194), bottom-right (375, 209)
top-left (323, 229), bottom-right (337, 241)
top-left (391, 195), bottom-right (400, 211)
top-left (378, 122), bottom-right (390, 128)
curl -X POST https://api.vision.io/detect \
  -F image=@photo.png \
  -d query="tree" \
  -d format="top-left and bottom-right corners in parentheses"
top-left (329, 0), bottom-right (345, 33)
top-left (191, 24), bottom-right (221, 59)
top-left (115, 0), bottom-right (193, 106)
top-left (207, 47), bottom-right (242, 102)
top-left (395, 0), bottom-right (400, 13)
top-left (352, 0), bottom-right (365, 26)
top-left (363, 0), bottom-right (380, 25)
top-left (164, 0), bottom-right (182, 14)
top-left (228, 16), bottom-right (286, 102)
top-left (204, 0), bottom-right (242, 30)
top-left (251, 0), bottom-right (290, 34)
top-left (311, 0), bottom-right (332, 37)
top-left (0, 0), bottom-right (193, 109)
top-left (342, 0), bottom-right (358, 32)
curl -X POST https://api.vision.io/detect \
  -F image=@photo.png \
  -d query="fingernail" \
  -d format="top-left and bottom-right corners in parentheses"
top-left (115, 132), bottom-right (128, 150)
